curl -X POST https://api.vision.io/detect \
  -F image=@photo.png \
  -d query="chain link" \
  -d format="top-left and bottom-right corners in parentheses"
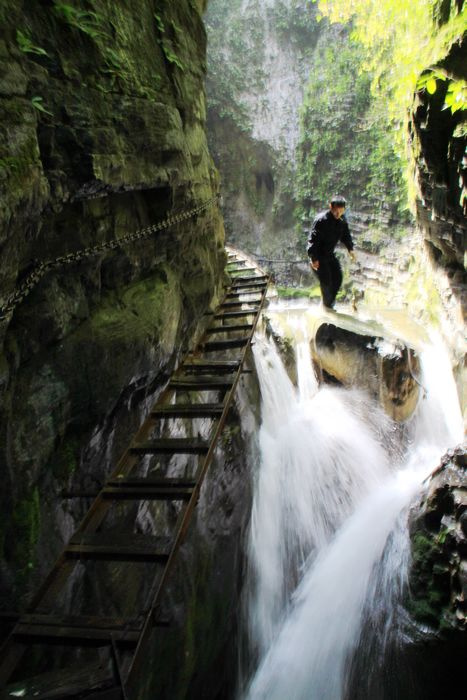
top-left (0, 195), bottom-right (219, 323)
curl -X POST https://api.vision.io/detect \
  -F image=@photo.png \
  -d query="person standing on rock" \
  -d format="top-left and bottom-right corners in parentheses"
top-left (307, 195), bottom-right (356, 310)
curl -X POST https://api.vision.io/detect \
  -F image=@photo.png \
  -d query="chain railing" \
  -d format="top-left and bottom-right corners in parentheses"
top-left (0, 194), bottom-right (219, 322)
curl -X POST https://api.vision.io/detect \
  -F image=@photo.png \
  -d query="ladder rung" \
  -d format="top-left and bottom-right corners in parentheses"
top-left (231, 275), bottom-right (268, 285)
top-left (170, 376), bottom-right (234, 389)
top-left (206, 324), bottom-right (254, 334)
top-left (202, 337), bottom-right (250, 351)
top-left (226, 290), bottom-right (264, 298)
top-left (229, 283), bottom-right (267, 292)
top-left (130, 438), bottom-right (209, 454)
top-left (228, 267), bottom-right (257, 273)
top-left (151, 403), bottom-right (225, 418)
top-left (67, 534), bottom-right (170, 563)
top-left (13, 613), bottom-right (142, 632)
top-left (107, 476), bottom-right (196, 488)
top-left (220, 301), bottom-right (261, 308)
top-left (182, 360), bottom-right (241, 372)
top-left (102, 485), bottom-right (194, 501)
top-left (214, 310), bottom-right (258, 319)
top-left (12, 617), bottom-right (141, 646)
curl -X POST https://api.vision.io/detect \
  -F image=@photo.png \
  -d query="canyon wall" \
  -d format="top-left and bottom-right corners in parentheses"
top-left (0, 0), bottom-right (225, 609)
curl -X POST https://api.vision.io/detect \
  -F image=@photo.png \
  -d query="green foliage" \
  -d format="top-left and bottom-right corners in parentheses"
top-left (154, 11), bottom-right (185, 71)
top-left (53, 2), bottom-right (109, 41)
top-left (267, 0), bottom-right (319, 46)
top-left (31, 96), bottom-right (53, 116)
top-left (205, 0), bottom-right (264, 132)
top-left (417, 69), bottom-right (467, 112)
top-left (16, 29), bottom-right (48, 56)
top-left (296, 31), bottom-right (407, 224)
top-left (314, 0), bottom-right (467, 127)
top-left (407, 530), bottom-right (451, 629)
top-left (0, 156), bottom-right (28, 177)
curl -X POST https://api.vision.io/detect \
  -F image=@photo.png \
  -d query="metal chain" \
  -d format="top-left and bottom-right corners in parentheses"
top-left (0, 194), bottom-right (219, 323)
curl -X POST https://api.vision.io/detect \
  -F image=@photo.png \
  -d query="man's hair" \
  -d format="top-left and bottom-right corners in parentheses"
top-left (330, 195), bottom-right (347, 207)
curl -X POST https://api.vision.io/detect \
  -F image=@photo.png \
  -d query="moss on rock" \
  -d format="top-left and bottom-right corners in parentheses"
top-left (407, 447), bottom-right (466, 634)
top-left (0, 0), bottom-right (225, 610)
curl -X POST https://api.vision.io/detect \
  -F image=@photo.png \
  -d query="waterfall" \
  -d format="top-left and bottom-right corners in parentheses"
top-left (242, 315), bottom-right (463, 700)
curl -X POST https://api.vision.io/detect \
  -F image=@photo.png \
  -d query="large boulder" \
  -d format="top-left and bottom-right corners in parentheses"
top-left (311, 314), bottom-right (420, 421)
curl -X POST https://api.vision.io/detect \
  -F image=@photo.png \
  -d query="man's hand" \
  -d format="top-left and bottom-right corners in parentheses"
top-left (349, 251), bottom-right (356, 263)
top-left (311, 260), bottom-right (319, 271)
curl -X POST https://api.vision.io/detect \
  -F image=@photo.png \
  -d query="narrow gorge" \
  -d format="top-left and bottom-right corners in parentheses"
top-left (0, 1), bottom-right (465, 698)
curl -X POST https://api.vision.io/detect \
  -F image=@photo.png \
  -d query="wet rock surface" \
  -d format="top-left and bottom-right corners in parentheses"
top-left (408, 445), bottom-right (467, 633)
top-left (311, 319), bottom-right (420, 422)
top-left (391, 445), bottom-right (467, 700)
top-left (0, 0), bottom-right (225, 609)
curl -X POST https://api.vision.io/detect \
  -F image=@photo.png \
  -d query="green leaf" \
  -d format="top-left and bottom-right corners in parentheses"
top-left (16, 30), bottom-right (49, 56)
top-left (426, 77), bottom-right (437, 94)
top-left (31, 96), bottom-right (53, 116)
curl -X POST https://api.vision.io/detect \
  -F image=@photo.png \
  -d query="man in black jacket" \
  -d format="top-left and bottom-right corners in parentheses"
top-left (307, 195), bottom-right (356, 309)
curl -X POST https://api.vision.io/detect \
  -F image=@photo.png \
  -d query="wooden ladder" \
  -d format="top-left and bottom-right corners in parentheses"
top-left (0, 247), bottom-right (269, 699)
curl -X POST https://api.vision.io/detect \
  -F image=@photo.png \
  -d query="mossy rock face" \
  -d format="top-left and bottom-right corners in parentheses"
top-left (407, 446), bottom-right (467, 634)
top-left (410, 43), bottom-right (466, 271)
top-left (0, 0), bottom-right (225, 609)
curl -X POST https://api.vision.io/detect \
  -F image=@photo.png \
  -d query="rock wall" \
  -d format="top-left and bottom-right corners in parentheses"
top-left (0, 0), bottom-right (225, 608)
top-left (205, 0), bottom-right (319, 264)
top-left (401, 446), bottom-right (467, 700)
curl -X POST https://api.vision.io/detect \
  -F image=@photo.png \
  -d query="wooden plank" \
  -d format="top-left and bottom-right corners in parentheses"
top-left (14, 613), bottom-right (142, 632)
top-left (228, 266), bottom-right (256, 273)
top-left (12, 622), bottom-right (140, 646)
top-left (102, 485), bottom-right (194, 501)
top-left (202, 337), bottom-right (250, 351)
top-left (182, 360), bottom-right (241, 372)
top-left (206, 324), bottom-right (254, 334)
top-left (226, 290), bottom-right (264, 299)
top-left (169, 376), bottom-right (233, 389)
top-left (107, 476), bottom-right (196, 489)
top-left (66, 533), bottom-right (170, 562)
top-left (231, 275), bottom-right (268, 284)
top-left (214, 310), bottom-right (258, 319)
top-left (129, 438), bottom-right (209, 454)
top-left (220, 300), bottom-right (260, 308)
top-left (150, 403), bottom-right (225, 418)
top-left (227, 284), bottom-right (267, 294)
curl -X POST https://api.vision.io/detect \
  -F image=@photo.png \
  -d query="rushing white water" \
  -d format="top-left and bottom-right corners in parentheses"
top-left (243, 314), bottom-right (463, 700)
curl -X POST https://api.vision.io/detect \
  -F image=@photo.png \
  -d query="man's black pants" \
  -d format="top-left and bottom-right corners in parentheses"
top-left (313, 254), bottom-right (342, 308)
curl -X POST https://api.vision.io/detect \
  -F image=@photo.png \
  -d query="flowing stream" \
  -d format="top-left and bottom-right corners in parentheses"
top-left (241, 309), bottom-right (463, 700)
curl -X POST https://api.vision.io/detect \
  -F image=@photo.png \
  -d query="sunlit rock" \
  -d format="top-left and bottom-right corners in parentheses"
top-left (311, 317), bottom-right (420, 421)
